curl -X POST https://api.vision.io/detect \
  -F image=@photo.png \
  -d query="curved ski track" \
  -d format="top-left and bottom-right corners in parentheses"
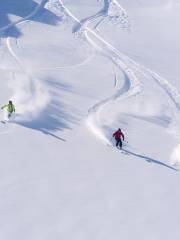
top-left (1, 0), bottom-right (180, 146)
top-left (58, 0), bottom-right (180, 145)
top-left (2, 0), bottom-right (50, 122)
top-left (72, 0), bottom-right (130, 33)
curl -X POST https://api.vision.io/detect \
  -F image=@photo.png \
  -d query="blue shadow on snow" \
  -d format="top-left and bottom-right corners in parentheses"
top-left (0, 0), bottom-right (61, 38)
top-left (122, 149), bottom-right (178, 171)
top-left (14, 80), bottom-right (81, 142)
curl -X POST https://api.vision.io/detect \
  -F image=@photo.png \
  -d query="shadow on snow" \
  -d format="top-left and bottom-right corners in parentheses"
top-left (0, 0), bottom-right (61, 38)
top-left (14, 80), bottom-right (81, 142)
top-left (122, 149), bottom-right (178, 171)
top-left (72, 0), bottom-right (110, 33)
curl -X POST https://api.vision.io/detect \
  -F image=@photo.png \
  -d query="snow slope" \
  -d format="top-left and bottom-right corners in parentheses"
top-left (0, 0), bottom-right (180, 239)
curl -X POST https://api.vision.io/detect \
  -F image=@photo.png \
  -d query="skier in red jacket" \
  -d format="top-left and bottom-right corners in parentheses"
top-left (113, 128), bottom-right (125, 149)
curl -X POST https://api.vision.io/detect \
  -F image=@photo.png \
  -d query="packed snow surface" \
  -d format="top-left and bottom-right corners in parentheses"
top-left (0, 0), bottom-right (180, 239)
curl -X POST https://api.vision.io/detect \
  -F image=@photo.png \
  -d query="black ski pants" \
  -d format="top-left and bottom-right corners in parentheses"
top-left (115, 137), bottom-right (122, 148)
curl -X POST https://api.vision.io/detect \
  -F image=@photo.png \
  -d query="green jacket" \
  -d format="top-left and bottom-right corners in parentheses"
top-left (2, 104), bottom-right (15, 113)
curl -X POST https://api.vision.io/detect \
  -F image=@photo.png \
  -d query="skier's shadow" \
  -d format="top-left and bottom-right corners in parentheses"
top-left (15, 80), bottom-right (81, 142)
top-left (123, 149), bottom-right (178, 171)
top-left (0, 0), bottom-right (61, 38)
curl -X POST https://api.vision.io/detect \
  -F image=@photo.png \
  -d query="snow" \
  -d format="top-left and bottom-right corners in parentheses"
top-left (0, 0), bottom-right (180, 239)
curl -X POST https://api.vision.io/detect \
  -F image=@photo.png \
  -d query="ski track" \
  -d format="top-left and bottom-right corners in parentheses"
top-left (36, 52), bottom-right (95, 71)
top-left (0, 1), bottom-right (47, 132)
top-left (0, 119), bottom-right (16, 135)
top-left (73, 0), bottom-right (130, 34)
top-left (2, 0), bottom-right (50, 123)
top-left (58, 0), bottom-right (180, 146)
top-left (57, 0), bottom-right (141, 145)
top-left (1, 0), bottom-right (180, 146)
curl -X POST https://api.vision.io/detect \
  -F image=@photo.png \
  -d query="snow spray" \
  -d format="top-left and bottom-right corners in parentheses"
top-left (170, 144), bottom-right (180, 165)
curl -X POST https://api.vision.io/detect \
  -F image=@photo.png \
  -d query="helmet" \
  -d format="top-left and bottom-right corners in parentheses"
top-left (9, 100), bottom-right (12, 104)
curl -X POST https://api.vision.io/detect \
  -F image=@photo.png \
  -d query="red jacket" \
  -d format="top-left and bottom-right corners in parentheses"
top-left (113, 130), bottom-right (124, 140)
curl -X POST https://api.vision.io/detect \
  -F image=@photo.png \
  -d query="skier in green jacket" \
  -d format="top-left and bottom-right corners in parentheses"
top-left (1, 100), bottom-right (15, 120)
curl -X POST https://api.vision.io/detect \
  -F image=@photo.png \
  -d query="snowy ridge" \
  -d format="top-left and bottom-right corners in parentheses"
top-left (73, 0), bottom-right (130, 34)
top-left (104, 0), bottom-right (130, 28)
top-left (45, 0), bottom-right (64, 16)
